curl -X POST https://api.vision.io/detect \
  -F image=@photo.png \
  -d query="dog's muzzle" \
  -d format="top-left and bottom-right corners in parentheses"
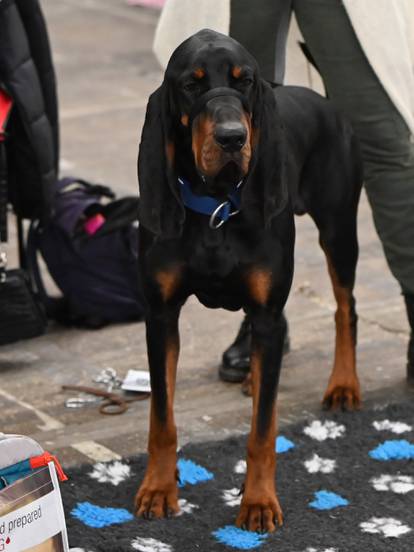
top-left (188, 87), bottom-right (250, 129)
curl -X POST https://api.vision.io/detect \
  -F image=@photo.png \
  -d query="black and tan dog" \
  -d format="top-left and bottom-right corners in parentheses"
top-left (135, 29), bottom-right (362, 532)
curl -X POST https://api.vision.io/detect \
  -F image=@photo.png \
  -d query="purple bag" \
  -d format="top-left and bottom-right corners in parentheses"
top-left (28, 178), bottom-right (145, 328)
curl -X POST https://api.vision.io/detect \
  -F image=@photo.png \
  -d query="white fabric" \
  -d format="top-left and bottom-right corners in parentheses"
top-left (153, 0), bottom-right (230, 70)
top-left (153, 0), bottom-right (414, 135)
top-left (343, 0), bottom-right (414, 135)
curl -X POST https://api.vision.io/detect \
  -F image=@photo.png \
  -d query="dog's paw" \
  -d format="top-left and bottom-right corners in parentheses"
top-left (135, 480), bottom-right (179, 519)
top-left (235, 495), bottom-right (283, 533)
top-left (322, 380), bottom-right (361, 411)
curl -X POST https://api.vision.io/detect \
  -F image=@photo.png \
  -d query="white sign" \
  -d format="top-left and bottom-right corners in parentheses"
top-left (0, 463), bottom-right (69, 552)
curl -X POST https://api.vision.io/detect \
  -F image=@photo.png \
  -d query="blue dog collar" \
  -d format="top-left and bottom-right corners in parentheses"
top-left (178, 177), bottom-right (242, 229)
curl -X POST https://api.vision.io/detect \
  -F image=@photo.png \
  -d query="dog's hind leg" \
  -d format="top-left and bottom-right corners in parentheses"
top-left (135, 303), bottom-right (182, 519)
top-left (315, 212), bottom-right (361, 410)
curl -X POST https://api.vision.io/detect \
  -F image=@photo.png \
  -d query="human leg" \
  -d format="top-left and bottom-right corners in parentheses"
top-left (229, 0), bottom-right (292, 82)
top-left (293, 0), bottom-right (414, 380)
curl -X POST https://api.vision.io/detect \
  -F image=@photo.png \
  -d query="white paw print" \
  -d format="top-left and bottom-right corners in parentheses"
top-left (234, 459), bottom-right (247, 474)
top-left (131, 537), bottom-right (173, 552)
top-left (373, 419), bottom-right (412, 434)
top-left (371, 474), bottom-right (414, 494)
top-left (360, 517), bottom-right (411, 538)
top-left (222, 487), bottom-right (242, 507)
top-left (88, 461), bottom-right (130, 486)
top-left (303, 420), bottom-right (345, 441)
top-left (176, 498), bottom-right (199, 516)
top-left (304, 453), bottom-right (336, 474)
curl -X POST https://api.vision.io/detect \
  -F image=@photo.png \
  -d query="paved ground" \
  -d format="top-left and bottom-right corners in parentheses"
top-left (1, 0), bottom-right (413, 468)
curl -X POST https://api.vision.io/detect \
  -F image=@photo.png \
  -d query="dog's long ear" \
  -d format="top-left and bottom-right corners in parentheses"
top-left (241, 79), bottom-right (288, 227)
top-left (138, 82), bottom-right (185, 238)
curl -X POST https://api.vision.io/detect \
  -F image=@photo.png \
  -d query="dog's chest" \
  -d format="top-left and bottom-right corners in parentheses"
top-left (191, 238), bottom-right (237, 277)
top-left (187, 229), bottom-right (245, 310)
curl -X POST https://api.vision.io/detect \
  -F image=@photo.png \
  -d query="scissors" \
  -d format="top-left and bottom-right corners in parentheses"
top-left (62, 384), bottom-right (150, 415)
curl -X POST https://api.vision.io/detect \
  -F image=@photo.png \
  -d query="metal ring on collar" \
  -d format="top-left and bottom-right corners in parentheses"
top-left (229, 209), bottom-right (240, 218)
top-left (209, 201), bottom-right (229, 229)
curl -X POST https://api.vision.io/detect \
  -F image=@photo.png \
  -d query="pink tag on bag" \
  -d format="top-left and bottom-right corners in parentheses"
top-left (84, 213), bottom-right (105, 235)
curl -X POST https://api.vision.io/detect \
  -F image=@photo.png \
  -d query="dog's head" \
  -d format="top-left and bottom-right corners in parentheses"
top-left (138, 29), bottom-right (287, 238)
top-left (165, 29), bottom-right (258, 196)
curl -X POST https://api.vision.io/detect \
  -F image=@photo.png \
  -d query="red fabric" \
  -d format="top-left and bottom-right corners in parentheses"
top-left (30, 452), bottom-right (69, 482)
top-left (0, 89), bottom-right (13, 140)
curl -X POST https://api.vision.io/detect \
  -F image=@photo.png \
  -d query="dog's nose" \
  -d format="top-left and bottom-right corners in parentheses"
top-left (214, 123), bottom-right (247, 152)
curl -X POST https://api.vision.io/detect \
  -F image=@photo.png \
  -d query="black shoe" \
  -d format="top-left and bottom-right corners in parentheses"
top-left (219, 313), bottom-right (290, 383)
top-left (403, 293), bottom-right (414, 384)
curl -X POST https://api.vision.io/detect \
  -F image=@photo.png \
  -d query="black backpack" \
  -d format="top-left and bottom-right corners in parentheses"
top-left (28, 177), bottom-right (146, 328)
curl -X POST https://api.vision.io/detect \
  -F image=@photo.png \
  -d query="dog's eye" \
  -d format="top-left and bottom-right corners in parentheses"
top-left (183, 82), bottom-right (199, 92)
top-left (233, 76), bottom-right (254, 88)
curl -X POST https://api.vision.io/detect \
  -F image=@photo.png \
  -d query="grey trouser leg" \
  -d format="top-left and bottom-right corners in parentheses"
top-left (293, 0), bottom-right (414, 295)
top-left (230, 0), bottom-right (292, 82)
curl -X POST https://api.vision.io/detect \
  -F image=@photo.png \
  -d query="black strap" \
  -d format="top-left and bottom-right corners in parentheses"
top-left (26, 220), bottom-right (64, 317)
top-left (26, 221), bottom-right (49, 300)
top-left (59, 177), bottom-right (116, 200)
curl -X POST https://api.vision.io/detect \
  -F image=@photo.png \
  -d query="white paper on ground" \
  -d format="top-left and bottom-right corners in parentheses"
top-left (121, 370), bottom-right (151, 393)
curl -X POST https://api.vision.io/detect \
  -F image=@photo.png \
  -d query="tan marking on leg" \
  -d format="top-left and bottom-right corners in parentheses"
top-left (136, 406), bottom-right (179, 518)
top-left (181, 114), bottom-right (189, 127)
top-left (236, 349), bottom-right (283, 532)
top-left (246, 269), bottom-right (272, 306)
top-left (323, 255), bottom-right (360, 410)
top-left (165, 336), bottom-right (179, 404)
top-left (136, 337), bottom-right (179, 518)
top-left (155, 267), bottom-right (181, 302)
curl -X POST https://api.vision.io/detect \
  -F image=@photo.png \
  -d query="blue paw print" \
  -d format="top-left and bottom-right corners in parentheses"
top-left (369, 440), bottom-right (414, 461)
top-left (212, 526), bottom-right (268, 549)
top-left (276, 435), bottom-right (295, 453)
top-left (177, 458), bottom-right (214, 487)
top-left (71, 502), bottom-right (133, 528)
top-left (309, 490), bottom-right (349, 510)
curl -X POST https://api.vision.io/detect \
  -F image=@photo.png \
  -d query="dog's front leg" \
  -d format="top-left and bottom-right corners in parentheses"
top-left (236, 309), bottom-right (285, 533)
top-left (135, 305), bottom-right (181, 519)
